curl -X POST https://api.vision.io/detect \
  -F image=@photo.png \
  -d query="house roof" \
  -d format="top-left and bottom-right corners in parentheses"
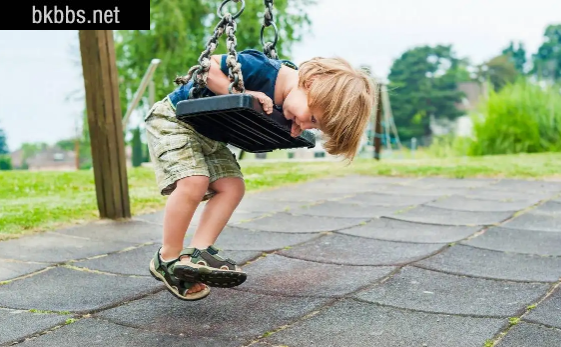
top-left (26, 146), bottom-right (76, 167)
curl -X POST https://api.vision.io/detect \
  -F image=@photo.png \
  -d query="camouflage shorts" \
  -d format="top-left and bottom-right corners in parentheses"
top-left (144, 97), bottom-right (243, 201)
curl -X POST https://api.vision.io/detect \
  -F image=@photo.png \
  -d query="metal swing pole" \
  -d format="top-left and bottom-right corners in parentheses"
top-left (122, 58), bottom-right (161, 128)
top-left (381, 84), bottom-right (402, 151)
top-left (373, 84), bottom-right (383, 160)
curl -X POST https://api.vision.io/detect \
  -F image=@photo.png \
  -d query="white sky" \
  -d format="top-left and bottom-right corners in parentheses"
top-left (0, 0), bottom-right (559, 151)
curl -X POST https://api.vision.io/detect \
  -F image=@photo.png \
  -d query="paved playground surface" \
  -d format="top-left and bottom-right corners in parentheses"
top-left (1, 175), bottom-right (561, 346)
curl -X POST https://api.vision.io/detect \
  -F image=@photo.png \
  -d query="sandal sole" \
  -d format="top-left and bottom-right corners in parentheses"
top-left (149, 259), bottom-right (210, 301)
top-left (174, 264), bottom-right (247, 288)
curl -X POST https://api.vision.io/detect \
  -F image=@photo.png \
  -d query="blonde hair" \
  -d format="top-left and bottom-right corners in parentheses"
top-left (298, 57), bottom-right (377, 162)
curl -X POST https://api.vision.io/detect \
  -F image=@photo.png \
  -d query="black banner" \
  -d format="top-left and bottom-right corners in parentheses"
top-left (6, 0), bottom-right (148, 29)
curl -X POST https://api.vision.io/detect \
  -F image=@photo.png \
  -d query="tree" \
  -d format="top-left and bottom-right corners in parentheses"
top-left (114, 0), bottom-right (315, 119)
top-left (131, 126), bottom-right (143, 167)
top-left (502, 41), bottom-right (527, 75)
top-left (0, 156), bottom-right (11, 170)
top-left (477, 54), bottom-right (519, 91)
top-left (0, 127), bottom-right (10, 170)
top-left (531, 24), bottom-right (561, 82)
top-left (387, 45), bottom-right (468, 141)
top-left (0, 127), bottom-right (9, 154)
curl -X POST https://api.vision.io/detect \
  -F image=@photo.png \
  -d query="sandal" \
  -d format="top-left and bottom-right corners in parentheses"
top-left (173, 245), bottom-right (247, 288)
top-left (149, 248), bottom-right (210, 301)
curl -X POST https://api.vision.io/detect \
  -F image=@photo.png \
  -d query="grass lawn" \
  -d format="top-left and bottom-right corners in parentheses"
top-left (1, 152), bottom-right (560, 240)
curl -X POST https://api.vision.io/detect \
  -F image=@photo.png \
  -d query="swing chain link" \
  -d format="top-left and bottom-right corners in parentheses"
top-left (187, 0), bottom-right (245, 99)
top-left (261, 0), bottom-right (279, 59)
top-left (225, 14), bottom-right (245, 94)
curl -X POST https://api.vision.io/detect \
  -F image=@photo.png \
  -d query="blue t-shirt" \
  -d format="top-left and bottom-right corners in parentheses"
top-left (166, 49), bottom-right (296, 110)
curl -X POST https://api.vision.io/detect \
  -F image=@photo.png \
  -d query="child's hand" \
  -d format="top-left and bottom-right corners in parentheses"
top-left (246, 91), bottom-right (274, 114)
top-left (291, 122), bottom-right (303, 137)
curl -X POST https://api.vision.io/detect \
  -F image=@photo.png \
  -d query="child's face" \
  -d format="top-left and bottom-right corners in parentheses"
top-left (282, 86), bottom-right (323, 137)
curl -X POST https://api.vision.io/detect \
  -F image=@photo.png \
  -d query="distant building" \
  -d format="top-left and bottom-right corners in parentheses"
top-left (429, 81), bottom-right (488, 138)
top-left (25, 146), bottom-right (77, 171)
top-left (9, 149), bottom-right (25, 169)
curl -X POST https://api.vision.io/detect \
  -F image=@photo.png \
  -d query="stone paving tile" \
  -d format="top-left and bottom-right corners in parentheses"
top-left (532, 200), bottom-right (561, 215)
top-left (279, 233), bottom-right (443, 265)
top-left (415, 177), bottom-right (497, 188)
top-left (133, 207), bottom-right (204, 226)
top-left (489, 179), bottom-right (561, 193)
top-left (524, 286), bottom-right (561, 328)
top-left (319, 174), bottom-right (417, 185)
top-left (236, 254), bottom-right (395, 297)
top-left (0, 232), bottom-right (134, 263)
top-left (236, 212), bottom-right (368, 233)
top-left (284, 179), bottom-right (395, 193)
top-left (388, 205), bottom-right (514, 226)
top-left (234, 197), bottom-right (306, 213)
top-left (186, 226), bottom-right (320, 251)
top-left (496, 322), bottom-right (561, 347)
top-left (464, 188), bottom-right (551, 203)
top-left (338, 218), bottom-right (480, 243)
top-left (72, 244), bottom-right (161, 276)
top-left (227, 212), bottom-right (270, 225)
top-left (134, 208), bottom-right (264, 226)
top-left (372, 185), bottom-right (468, 197)
top-left (55, 219), bottom-right (163, 243)
top-left (16, 318), bottom-right (233, 347)
top-left (462, 227), bottom-right (561, 256)
top-left (0, 259), bottom-right (49, 281)
top-left (95, 288), bottom-right (330, 343)
top-left (219, 250), bottom-right (263, 265)
top-left (343, 191), bottom-right (439, 205)
top-left (288, 201), bottom-right (404, 218)
top-left (425, 195), bottom-right (533, 212)
top-left (251, 187), bottom-right (351, 202)
top-left (502, 212), bottom-right (561, 232)
top-left (293, 175), bottom-right (416, 192)
top-left (292, 184), bottom-right (392, 196)
top-left (355, 266), bottom-right (550, 317)
top-left (0, 308), bottom-right (69, 345)
top-left (0, 267), bottom-right (162, 313)
top-left (415, 244), bottom-right (561, 282)
top-left (261, 299), bottom-right (506, 347)
top-left (73, 244), bottom-right (260, 276)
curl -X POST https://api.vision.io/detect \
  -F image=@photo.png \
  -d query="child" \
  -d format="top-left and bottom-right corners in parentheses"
top-left (146, 49), bottom-right (375, 301)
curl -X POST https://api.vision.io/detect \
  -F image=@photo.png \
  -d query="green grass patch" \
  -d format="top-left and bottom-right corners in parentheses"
top-left (1, 152), bottom-right (560, 239)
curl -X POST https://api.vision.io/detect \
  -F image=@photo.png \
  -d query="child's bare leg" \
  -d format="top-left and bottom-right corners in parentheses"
top-left (188, 177), bottom-right (245, 249)
top-left (160, 175), bottom-right (209, 293)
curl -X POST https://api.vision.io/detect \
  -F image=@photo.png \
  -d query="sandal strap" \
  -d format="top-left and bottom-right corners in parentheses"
top-left (202, 245), bottom-right (238, 267)
top-left (154, 247), bottom-right (179, 270)
top-left (179, 247), bottom-right (200, 259)
top-left (153, 248), bottom-right (204, 297)
top-left (177, 246), bottom-right (238, 269)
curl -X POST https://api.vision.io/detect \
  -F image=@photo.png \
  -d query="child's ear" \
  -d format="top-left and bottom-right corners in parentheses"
top-left (303, 78), bottom-right (315, 90)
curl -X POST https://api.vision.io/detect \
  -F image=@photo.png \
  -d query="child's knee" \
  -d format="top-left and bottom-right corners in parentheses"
top-left (211, 177), bottom-right (245, 199)
top-left (174, 175), bottom-right (210, 202)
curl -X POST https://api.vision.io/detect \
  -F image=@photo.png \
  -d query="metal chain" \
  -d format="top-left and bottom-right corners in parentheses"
top-left (261, 0), bottom-right (279, 59)
top-left (263, 0), bottom-right (274, 25)
top-left (187, 17), bottom-right (227, 99)
top-left (179, 0), bottom-right (245, 99)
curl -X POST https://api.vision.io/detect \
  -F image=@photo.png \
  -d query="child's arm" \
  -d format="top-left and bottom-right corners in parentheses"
top-left (206, 55), bottom-right (273, 114)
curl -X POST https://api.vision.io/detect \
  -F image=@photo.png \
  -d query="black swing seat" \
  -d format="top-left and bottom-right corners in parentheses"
top-left (175, 93), bottom-right (316, 153)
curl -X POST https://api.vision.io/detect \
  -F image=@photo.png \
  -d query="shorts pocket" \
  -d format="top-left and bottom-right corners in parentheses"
top-left (153, 134), bottom-right (190, 159)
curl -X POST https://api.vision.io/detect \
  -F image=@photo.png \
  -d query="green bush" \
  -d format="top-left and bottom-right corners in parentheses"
top-left (425, 134), bottom-right (472, 158)
top-left (468, 79), bottom-right (561, 156)
top-left (0, 155), bottom-right (12, 170)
